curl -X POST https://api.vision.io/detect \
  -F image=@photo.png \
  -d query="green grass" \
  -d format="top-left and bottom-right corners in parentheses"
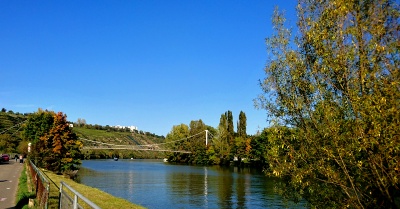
top-left (15, 165), bottom-right (36, 209)
top-left (42, 170), bottom-right (145, 209)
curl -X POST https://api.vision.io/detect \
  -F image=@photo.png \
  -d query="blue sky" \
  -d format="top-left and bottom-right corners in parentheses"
top-left (0, 1), bottom-right (297, 136)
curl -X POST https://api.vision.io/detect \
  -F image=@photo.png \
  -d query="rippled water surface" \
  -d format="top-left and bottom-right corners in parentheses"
top-left (78, 159), bottom-right (307, 209)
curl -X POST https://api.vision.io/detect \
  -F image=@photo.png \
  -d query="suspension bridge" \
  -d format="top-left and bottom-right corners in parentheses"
top-left (80, 130), bottom-right (213, 154)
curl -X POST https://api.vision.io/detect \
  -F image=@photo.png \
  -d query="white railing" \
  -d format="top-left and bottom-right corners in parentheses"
top-left (59, 181), bottom-right (101, 209)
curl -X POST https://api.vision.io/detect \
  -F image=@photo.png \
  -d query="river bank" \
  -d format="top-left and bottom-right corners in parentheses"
top-left (42, 169), bottom-right (145, 209)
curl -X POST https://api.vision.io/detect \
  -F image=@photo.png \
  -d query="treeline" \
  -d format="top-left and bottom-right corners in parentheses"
top-left (81, 149), bottom-right (165, 160)
top-left (165, 110), bottom-right (269, 167)
top-left (0, 108), bottom-right (168, 163)
top-left (1, 107), bottom-right (32, 116)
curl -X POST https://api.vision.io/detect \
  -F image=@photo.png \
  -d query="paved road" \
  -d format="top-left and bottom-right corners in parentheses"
top-left (0, 159), bottom-right (24, 209)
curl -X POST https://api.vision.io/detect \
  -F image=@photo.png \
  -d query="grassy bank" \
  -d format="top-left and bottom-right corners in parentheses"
top-left (41, 169), bottom-right (145, 209)
top-left (15, 165), bottom-right (35, 209)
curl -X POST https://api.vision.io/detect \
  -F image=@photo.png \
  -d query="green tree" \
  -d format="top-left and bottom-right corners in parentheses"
top-left (22, 108), bottom-right (54, 144)
top-left (237, 111), bottom-right (247, 138)
top-left (165, 124), bottom-right (190, 163)
top-left (256, 1), bottom-right (400, 208)
top-left (22, 109), bottom-right (55, 164)
top-left (188, 120), bottom-right (207, 164)
top-left (226, 111), bottom-right (234, 141)
top-left (215, 113), bottom-right (231, 163)
top-left (0, 133), bottom-right (21, 153)
top-left (250, 128), bottom-right (270, 167)
top-left (232, 136), bottom-right (251, 163)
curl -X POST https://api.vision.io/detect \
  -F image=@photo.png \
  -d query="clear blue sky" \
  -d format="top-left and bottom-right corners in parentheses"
top-left (0, 1), bottom-right (297, 136)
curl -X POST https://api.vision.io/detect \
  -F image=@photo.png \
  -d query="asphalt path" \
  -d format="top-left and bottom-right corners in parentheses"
top-left (0, 159), bottom-right (24, 209)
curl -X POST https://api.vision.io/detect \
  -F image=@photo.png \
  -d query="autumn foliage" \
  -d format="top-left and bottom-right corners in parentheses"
top-left (256, 0), bottom-right (399, 208)
top-left (24, 110), bottom-right (82, 173)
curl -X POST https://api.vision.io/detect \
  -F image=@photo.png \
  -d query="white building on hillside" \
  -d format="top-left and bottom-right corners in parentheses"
top-left (113, 125), bottom-right (138, 132)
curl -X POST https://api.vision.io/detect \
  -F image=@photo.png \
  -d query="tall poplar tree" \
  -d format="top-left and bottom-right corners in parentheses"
top-left (237, 111), bottom-right (247, 138)
top-left (216, 113), bottom-right (230, 161)
top-left (226, 110), bottom-right (234, 142)
top-left (256, 0), bottom-right (399, 208)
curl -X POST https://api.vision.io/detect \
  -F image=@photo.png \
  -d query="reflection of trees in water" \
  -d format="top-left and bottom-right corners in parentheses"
top-left (75, 167), bottom-right (104, 183)
top-left (167, 171), bottom-right (206, 207)
top-left (166, 166), bottom-right (257, 208)
top-left (217, 167), bottom-right (234, 209)
top-left (236, 170), bottom-right (246, 208)
top-left (78, 161), bottom-right (307, 208)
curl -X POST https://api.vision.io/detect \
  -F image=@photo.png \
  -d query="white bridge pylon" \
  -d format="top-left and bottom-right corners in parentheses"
top-left (80, 130), bottom-right (213, 154)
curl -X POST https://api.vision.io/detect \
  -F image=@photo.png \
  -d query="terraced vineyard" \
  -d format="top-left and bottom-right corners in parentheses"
top-left (73, 127), bottom-right (167, 159)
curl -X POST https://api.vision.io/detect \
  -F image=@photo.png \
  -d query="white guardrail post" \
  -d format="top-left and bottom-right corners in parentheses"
top-left (59, 183), bottom-right (63, 209)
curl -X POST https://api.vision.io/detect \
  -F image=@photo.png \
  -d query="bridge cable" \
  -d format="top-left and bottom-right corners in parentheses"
top-left (0, 120), bottom-right (27, 135)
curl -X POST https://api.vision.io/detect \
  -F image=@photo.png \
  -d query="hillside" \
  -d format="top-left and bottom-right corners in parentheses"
top-left (0, 111), bottom-right (27, 133)
top-left (73, 126), bottom-right (165, 146)
top-left (0, 110), bottom-right (167, 159)
top-left (72, 127), bottom-right (167, 159)
top-left (0, 111), bottom-right (27, 153)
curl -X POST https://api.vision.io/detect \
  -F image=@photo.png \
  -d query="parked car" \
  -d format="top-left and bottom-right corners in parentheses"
top-left (1, 154), bottom-right (9, 162)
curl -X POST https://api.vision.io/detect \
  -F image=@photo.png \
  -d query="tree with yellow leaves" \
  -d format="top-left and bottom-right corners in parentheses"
top-left (256, 0), bottom-right (399, 208)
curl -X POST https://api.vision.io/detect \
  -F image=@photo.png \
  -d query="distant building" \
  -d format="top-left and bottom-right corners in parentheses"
top-left (113, 125), bottom-right (138, 132)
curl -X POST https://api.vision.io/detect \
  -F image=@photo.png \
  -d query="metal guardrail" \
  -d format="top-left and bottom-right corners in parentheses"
top-left (59, 181), bottom-right (101, 209)
top-left (28, 160), bottom-right (50, 209)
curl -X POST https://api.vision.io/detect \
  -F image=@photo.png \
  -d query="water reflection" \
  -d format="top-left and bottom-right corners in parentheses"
top-left (78, 160), bottom-right (307, 209)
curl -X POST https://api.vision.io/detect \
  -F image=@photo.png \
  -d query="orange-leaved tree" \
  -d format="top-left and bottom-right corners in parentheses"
top-left (40, 112), bottom-right (82, 173)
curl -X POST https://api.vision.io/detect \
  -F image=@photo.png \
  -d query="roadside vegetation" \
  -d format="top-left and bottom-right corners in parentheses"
top-left (1, 109), bottom-right (149, 208)
top-left (15, 165), bottom-right (35, 209)
top-left (42, 169), bottom-right (144, 209)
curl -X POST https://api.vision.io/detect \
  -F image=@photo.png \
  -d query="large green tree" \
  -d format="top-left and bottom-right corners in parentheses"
top-left (226, 111), bottom-right (234, 141)
top-left (22, 109), bottom-right (54, 144)
top-left (188, 119), bottom-right (208, 164)
top-left (165, 124), bottom-right (190, 163)
top-left (256, 0), bottom-right (399, 208)
top-left (237, 111), bottom-right (247, 138)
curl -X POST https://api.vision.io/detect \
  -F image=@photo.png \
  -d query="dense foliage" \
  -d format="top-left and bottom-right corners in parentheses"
top-left (165, 111), bottom-right (259, 166)
top-left (23, 109), bottom-right (82, 173)
top-left (256, 0), bottom-right (399, 208)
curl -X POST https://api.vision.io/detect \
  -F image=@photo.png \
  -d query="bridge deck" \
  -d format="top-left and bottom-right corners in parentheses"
top-left (81, 147), bottom-right (191, 153)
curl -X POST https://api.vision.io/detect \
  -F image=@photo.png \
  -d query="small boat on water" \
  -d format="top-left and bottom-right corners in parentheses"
top-left (114, 157), bottom-right (118, 161)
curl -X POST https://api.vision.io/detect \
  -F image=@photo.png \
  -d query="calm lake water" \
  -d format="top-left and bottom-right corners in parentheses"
top-left (77, 159), bottom-right (307, 209)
